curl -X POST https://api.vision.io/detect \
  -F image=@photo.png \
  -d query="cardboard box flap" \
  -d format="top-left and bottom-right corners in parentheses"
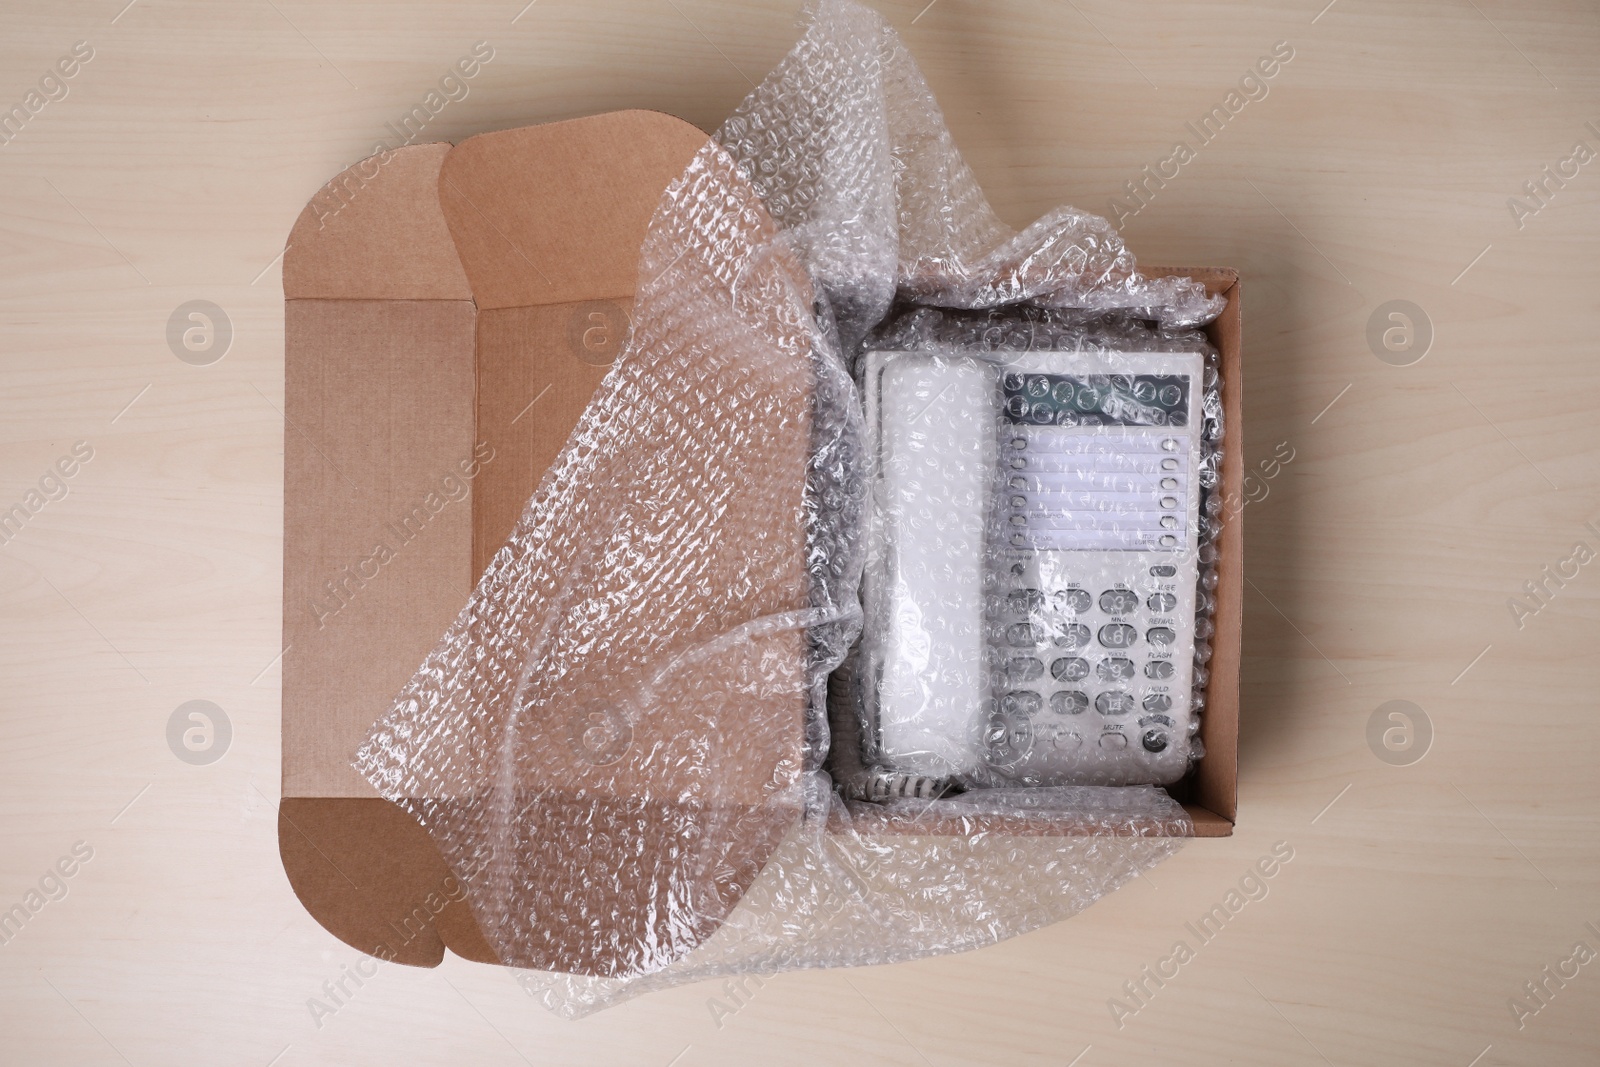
top-left (419, 124), bottom-right (819, 975)
top-left (438, 110), bottom-right (710, 310)
top-left (282, 141), bottom-right (484, 964)
top-left (446, 112), bottom-right (710, 572)
top-left (285, 141), bottom-right (472, 302)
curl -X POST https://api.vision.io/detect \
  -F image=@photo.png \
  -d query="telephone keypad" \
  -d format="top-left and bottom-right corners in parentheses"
top-left (978, 353), bottom-right (1205, 787)
top-left (994, 563), bottom-right (1193, 782)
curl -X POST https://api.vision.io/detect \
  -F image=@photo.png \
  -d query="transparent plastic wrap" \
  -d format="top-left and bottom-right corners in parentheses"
top-left (355, 0), bottom-right (1223, 1015)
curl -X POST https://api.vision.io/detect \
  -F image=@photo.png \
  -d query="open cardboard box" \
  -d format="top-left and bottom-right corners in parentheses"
top-left (279, 110), bottom-right (1242, 968)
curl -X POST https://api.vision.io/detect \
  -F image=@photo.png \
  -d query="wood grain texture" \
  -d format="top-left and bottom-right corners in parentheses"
top-left (0, 1), bottom-right (1596, 1064)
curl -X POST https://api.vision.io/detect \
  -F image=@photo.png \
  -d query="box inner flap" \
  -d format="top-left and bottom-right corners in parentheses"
top-left (283, 144), bottom-right (477, 802)
top-left (284, 141), bottom-right (471, 302)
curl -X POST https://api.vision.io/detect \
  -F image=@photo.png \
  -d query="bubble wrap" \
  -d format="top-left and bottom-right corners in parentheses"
top-left (355, 0), bottom-right (1222, 1015)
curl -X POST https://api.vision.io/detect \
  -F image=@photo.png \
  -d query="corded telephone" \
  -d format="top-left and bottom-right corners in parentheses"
top-left (859, 347), bottom-right (1206, 789)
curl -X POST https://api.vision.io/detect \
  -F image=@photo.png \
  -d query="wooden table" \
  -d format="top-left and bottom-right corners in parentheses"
top-left (2, 1), bottom-right (1596, 1063)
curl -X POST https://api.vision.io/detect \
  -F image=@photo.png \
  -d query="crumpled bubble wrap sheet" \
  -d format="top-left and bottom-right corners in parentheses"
top-left (355, 0), bottom-right (1222, 1015)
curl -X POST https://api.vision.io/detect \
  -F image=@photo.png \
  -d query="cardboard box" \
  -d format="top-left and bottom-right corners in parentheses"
top-left (278, 110), bottom-right (1242, 969)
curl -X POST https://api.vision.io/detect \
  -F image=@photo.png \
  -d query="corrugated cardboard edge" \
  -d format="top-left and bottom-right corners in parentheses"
top-left (1183, 266), bottom-right (1242, 838)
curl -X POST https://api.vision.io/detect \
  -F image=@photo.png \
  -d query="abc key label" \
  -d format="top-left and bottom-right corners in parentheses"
top-left (167, 700), bottom-right (232, 766)
top-left (1365, 300), bottom-right (1432, 367)
top-left (1366, 700), bottom-right (1432, 766)
top-left (166, 300), bottom-right (233, 366)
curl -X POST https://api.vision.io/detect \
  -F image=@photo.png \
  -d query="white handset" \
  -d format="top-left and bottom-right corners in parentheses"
top-left (859, 353), bottom-right (997, 779)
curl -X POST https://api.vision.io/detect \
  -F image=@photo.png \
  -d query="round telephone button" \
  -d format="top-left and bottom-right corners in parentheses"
top-left (1099, 589), bottom-right (1141, 614)
top-left (1006, 657), bottom-right (1045, 683)
top-left (1161, 477), bottom-right (1179, 490)
top-left (1149, 565), bottom-right (1177, 578)
top-left (1147, 593), bottom-right (1177, 612)
top-left (1050, 656), bottom-right (1090, 681)
top-left (1143, 693), bottom-right (1173, 713)
top-left (1095, 691), bottom-right (1137, 716)
top-left (1050, 690), bottom-right (1089, 715)
top-left (1054, 588), bottom-right (1092, 613)
top-left (1001, 690), bottom-right (1043, 715)
top-left (1055, 623), bottom-right (1092, 649)
top-left (1007, 622), bottom-right (1047, 647)
top-left (1008, 588), bottom-right (1044, 614)
top-left (1142, 730), bottom-right (1170, 753)
top-left (1144, 660), bottom-right (1176, 679)
top-left (1096, 658), bottom-right (1136, 682)
top-left (1098, 623), bottom-right (1138, 648)
top-left (1147, 627), bottom-right (1177, 646)
top-left (1099, 732), bottom-right (1130, 750)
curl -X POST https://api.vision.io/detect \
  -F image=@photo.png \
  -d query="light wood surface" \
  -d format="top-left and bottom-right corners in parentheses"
top-left (2, 1), bottom-right (1597, 1064)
